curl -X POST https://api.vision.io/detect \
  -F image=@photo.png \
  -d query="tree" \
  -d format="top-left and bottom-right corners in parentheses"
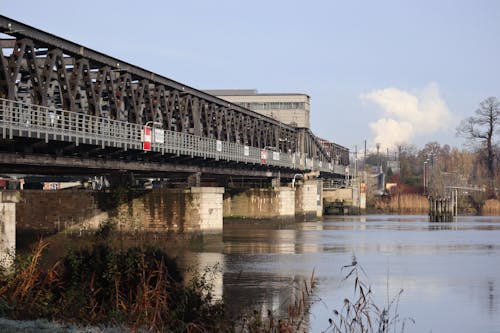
top-left (457, 96), bottom-right (500, 197)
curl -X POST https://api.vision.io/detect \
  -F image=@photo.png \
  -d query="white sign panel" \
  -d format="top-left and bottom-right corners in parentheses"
top-left (244, 146), bottom-right (249, 156)
top-left (153, 128), bottom-right (164, 143)
top-left (216, 140), bottom-right (222, 152)
top-left (272, 151), bottom-right (280, 161)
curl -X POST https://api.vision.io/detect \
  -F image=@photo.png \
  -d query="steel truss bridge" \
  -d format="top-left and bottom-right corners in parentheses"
top-left (0, 15), bottom-right (349, 181)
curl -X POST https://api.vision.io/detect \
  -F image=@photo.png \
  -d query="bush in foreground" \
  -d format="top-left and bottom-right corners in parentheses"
top-left (0, 240), bottom-right (226, 332)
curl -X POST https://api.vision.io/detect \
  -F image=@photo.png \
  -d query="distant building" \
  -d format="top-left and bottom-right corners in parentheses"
top-left (204, 89), bottom-right (311, 128)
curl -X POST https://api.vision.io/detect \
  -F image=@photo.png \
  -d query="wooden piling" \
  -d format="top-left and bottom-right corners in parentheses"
top-left (428, 195), bottom-right (456, 222)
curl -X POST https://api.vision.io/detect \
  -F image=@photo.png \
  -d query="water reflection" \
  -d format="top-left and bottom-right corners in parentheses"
top-left (204, 216), bottom-right (500, 332)
top-left (222, 272), bottom-right (309, 322)
top-left (120, 216), bottom-right (500, 332)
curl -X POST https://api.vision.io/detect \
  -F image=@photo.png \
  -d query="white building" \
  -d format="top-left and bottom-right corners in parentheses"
top-left (205, 89), bottom-right (311, 128)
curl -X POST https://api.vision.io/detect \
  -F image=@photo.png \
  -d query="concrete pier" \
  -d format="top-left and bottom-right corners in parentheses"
top-left (224, 180), bottom-right (322, 221)
top-left (223, 187), bottom-right (296, 220)
top-left (0, 191), bottom-right (20, 269)
top-left (16, 188), bottom-right (225, 235)
top-left (295, 180), bottom-right (322, 219)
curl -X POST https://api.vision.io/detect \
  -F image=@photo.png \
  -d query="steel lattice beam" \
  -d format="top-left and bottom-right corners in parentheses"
top-left (0, 15), bottom-right (347, 165)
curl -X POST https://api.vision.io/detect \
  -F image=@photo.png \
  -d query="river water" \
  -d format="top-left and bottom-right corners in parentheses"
top-left (178, 215), bottom-right (500, 333)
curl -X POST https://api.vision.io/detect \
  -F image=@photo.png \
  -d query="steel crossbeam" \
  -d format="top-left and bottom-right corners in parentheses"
top-left (0, 15), bottom-right (348, 176)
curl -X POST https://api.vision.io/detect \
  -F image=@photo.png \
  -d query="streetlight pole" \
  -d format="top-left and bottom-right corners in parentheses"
top-left (424, 160), bottom-right (428, 194)
top-left (376, 143), bottom-right (381, 172)
top-left (398, 145), bottom-right (402, 214)
top-left (354, 145), bottom-right (358, 180)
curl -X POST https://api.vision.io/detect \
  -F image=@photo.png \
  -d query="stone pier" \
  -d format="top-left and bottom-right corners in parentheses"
top-left (16, 187), bottom-right (225, 238)
top-left (223, 187), bottom-right (296, 220)
top-left (295, 179), bottom-right (322, 220)
top-left (0, 191), bottom-right (20, 269)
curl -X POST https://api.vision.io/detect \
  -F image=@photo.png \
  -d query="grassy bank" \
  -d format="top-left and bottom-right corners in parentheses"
top-left (370, 194), bottom-right (500, 216)
top-left (482, 199), bottom-right (500, 215)
top-left (371, 194), bottom-right (428, 214)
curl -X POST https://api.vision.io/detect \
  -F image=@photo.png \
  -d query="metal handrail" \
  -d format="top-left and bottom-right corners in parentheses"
top-left (0, 99), bottom-right (346, 175)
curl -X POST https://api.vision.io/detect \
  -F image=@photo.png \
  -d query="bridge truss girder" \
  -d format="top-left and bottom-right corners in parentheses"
top-left (0, 15), bottom-right (344, 168)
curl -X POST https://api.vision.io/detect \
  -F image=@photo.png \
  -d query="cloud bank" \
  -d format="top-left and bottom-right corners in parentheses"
top-left (362, 83), bottom-right (451, 149)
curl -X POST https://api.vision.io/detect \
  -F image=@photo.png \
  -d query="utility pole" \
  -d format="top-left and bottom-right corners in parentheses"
top-left (354, 145), bottom-right (358, 179)
top-left (363, 140), bottom-right (367, 182)
top-left (376, 143), bottom-right (381, 171)
top-left (398, 145), bottom-right (402, 214)
top-left (424, 160), bottom-right (428, 194)
top-left (386, 148), bottom-right (389, 170)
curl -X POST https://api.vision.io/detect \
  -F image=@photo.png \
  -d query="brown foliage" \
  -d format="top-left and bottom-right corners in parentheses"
top-left (373, 194), bottom-right (428, 214)
top-left (0, 240), bottom-right (226, 332)
top-left (482, 199), bottom-right (500, 215)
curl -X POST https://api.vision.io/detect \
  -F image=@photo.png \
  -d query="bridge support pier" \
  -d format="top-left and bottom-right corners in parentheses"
top-left (188, 187), bottom-right (224, 230)
top-left (223, 187), bottom-right (296, 220)
top-left (107, 186), bottom-right (224, 232)
top-left (0, 191), bottom-right (20, 270)
top-left (295, 179), bottom-right (323, 220)
top-left (15, 187), bottom-right (225, 242)
top-left (103, 187), bottom-right (226, 232)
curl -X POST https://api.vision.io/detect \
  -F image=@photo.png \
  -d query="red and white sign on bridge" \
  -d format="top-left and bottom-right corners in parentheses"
top-left (143, 126), bottom-right (152, 151)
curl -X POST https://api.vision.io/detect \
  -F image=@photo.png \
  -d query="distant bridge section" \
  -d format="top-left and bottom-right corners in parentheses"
top-left (0, 15), bottom-right (349, 179)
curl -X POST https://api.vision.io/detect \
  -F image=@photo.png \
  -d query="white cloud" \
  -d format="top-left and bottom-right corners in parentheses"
top-left (362, 82), bottom-right (451, 149)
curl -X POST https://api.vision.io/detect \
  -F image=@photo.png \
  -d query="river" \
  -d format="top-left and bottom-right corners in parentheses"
top-left (177, 215), bottom-right (500, 332)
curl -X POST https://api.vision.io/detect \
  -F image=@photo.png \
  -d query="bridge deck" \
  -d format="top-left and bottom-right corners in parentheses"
top-left (0, 15), bottom-right (350, 179)
top-left (0, 99), bottom-right (347, 177)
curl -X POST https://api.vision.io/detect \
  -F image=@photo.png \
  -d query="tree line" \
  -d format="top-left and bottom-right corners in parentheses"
top-left (364, 97), bottom-right (500, 199)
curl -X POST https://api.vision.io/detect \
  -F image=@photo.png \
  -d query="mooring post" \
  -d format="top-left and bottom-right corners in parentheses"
top-left (428, 194), bottom-right (456, 222)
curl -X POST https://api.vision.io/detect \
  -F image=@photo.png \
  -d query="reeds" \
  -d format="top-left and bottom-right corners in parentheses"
top-left (0, 240), bottom-right (226, 332)
top-left (482, 199), bottom-right (500, 215)
top-left (372, 194), bottom-right (428, 214)
top-left (322, 255), bottom-right (413, 333)
top-left (234, 269), bottom-right (317, 333)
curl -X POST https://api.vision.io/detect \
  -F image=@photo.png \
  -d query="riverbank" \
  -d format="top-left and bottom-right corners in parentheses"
top-left (0, 318), bottom-right (142, 333)
top-left (0, 224), bottom-right (314, 333)
top-left (368, 194), bottom-right (500, 216)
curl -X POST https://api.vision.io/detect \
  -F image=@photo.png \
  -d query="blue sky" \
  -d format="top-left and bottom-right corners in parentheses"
top-left (2, 0), bottom-right (499, 152)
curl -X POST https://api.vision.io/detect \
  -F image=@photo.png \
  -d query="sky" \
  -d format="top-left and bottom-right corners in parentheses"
top-left (2, 0), bottom-right (499, 153)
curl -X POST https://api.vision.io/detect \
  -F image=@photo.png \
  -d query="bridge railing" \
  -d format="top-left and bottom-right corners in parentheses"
top-left (0, 99), bottom-right (346, 176)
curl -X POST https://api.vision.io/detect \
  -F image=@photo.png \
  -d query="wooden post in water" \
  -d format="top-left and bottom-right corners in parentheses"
top-left (428, 195), bottom-right (455, 222)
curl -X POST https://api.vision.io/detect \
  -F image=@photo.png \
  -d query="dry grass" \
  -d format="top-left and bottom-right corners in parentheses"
top-left (0, 239), bottom-right (226, 332)
top-left (235, 269), bottom-right (317, 333)
top-left (482, 199), bottom-right (500, 215)
top-left (373, 194), bottom-right (428, 214)
top-left (322, 255), bottom-right (414, 333)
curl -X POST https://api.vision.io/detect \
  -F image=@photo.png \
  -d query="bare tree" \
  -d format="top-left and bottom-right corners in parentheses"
top-left (457, 96), bottom-right (500, 197)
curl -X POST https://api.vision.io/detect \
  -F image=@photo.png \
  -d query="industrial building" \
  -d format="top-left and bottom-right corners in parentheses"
top-left (205, 89), bottom-right (311, 128)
